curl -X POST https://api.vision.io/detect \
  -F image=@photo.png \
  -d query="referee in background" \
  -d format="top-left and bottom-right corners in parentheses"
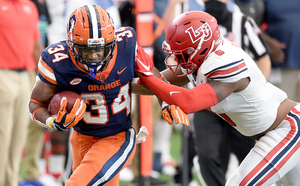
top-left (188, 0), bottom-right (271, 186)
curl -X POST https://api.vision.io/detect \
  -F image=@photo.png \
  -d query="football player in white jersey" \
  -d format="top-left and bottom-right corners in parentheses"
top-left (137, 11), bottom-right (300, 185)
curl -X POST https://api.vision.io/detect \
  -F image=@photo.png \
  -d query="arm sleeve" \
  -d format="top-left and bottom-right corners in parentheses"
top-left (135, 45), bottom-right (154, 75)
top-left (141, 75), bottom-right (218, 114)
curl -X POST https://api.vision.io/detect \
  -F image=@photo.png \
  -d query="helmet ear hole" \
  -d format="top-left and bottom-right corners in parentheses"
top-left (200, 48), bottom-right (208, 55)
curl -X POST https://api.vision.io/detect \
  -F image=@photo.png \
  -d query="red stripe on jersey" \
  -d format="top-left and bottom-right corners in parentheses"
top-left (219, 113), bottom-right (236, 126)
top-left (207, 62), bottom-right (246, 78)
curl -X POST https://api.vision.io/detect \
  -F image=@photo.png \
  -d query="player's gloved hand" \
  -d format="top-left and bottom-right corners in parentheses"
top-left (135, 46), bottom-right (154, 76)
top-left (162, 105), bottom-right (190, 126)
top-left (52, 98), bottom-right (86, 131)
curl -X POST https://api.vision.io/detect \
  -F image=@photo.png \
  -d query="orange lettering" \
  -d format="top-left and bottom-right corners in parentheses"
top-left (88, 79), bottom-right (122, 91)
top-left (100, 85), bottom-right (105, 90)
top-left (105, 84), bottom-right (111, 90)
top-left (111, 82), bottom-right (116, 88)
top-left (116, 80), bottom-right (121, 86)
top-left (94, 85), bottom-right (99, 91)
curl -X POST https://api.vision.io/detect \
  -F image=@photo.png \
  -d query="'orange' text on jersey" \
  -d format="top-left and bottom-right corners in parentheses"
top-left (88, 79), bottom-right (121, 91)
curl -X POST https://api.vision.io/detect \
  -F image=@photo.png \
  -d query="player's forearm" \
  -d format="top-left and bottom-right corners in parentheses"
top-left (28, 101), bottom-right (53, 129)
top-left (132, 67), bottom-right (172, 95)
top-left (161, 68), bottom-right (189, 86)
top-left (131, 81), bottom-right (155, 95)
top-left (141, 74), bottom-right (218, 114)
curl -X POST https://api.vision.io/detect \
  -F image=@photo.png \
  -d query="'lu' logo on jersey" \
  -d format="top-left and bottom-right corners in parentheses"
top-left (185, 22), bottom-right (212, 44)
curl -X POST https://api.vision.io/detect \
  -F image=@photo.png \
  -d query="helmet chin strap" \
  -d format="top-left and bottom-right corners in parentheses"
top-left (190, 35), bottom-right (205, 60)
top-left (89, 68), bottom-right (97, 78)
top-left (204, 40), bottom-right (216, 61)
top-left (81, 62), bottom-right (97, 78)
top-left (88, 62), bottom-right (104, 78)
top-left (89, 65), bottom-right (101, 78)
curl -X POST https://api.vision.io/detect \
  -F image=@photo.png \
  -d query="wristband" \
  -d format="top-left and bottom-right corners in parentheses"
top-left (46, 117), bottom-right (55, 129)
top-left (162, 101), bottom-right (169, 108)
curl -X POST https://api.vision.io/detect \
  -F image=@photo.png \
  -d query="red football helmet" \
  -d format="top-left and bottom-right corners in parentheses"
top-left (162, 11), bottom-right (221, 77)
top-left (67, 5), bottom-right (116, 77)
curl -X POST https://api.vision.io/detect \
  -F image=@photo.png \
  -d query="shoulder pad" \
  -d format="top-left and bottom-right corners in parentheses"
top-left (115, 26), bottom-right (136, 36)
top-left (115, 27), bottom-right (137, 49)
top-left (200, 49), bottom-right (249, 83)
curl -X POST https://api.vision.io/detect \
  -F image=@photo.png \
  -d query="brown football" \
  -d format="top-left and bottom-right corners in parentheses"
top-left (48, 91), bottom-right (82, 115)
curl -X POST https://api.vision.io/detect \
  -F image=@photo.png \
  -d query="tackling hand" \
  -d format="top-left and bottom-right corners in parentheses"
top-left (52, 98), bottom-right (86, 131)
top-left (135, 47), bottom-right (154, 76)
top-left (162, 105), bottom-right (190, 126)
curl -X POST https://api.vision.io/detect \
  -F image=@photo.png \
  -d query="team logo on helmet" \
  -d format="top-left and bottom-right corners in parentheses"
top-left (185, 22), bottom-right (212, 44)
top-left (68, 14), bottom-right (77, 34)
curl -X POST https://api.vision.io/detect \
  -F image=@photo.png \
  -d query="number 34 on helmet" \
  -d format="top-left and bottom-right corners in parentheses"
top-left (67, 5), bottom-right (116, 77)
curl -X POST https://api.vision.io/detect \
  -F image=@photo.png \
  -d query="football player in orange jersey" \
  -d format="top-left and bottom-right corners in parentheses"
top-left (27, 5), bottom-right (188, 186)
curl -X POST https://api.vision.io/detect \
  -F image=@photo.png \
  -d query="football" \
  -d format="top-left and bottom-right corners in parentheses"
top-left (48, 91), bottom-right (82, 115)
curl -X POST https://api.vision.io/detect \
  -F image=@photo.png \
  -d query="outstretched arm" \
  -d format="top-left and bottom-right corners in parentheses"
top-left (132, 67), bottom-right (189, 95)
top-left (137, 72), bottom-right (249, 114)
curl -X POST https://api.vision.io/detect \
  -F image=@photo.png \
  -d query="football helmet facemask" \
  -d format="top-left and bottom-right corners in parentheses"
top-left (162, 11), bottom-right (222, 77)
top-left (67, 5), bottom-right (116, 77)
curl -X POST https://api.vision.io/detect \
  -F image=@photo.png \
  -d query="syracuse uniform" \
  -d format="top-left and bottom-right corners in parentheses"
top-left (37, 26), bottom-right (143, 185)
top-left (142, 37), bottom-right (300, 185)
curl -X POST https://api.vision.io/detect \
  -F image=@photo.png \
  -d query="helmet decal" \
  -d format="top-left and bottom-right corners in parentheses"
top-left (83, 5), bottom-right (101, 39)
top-left (68, 14), bottom-right (76, 41)
top-left (162, 41), bottom-right (171, 50)
top-left (106, 11), bottom-right (115, 29)
top-left (185, 22), bottom-right (212, 44)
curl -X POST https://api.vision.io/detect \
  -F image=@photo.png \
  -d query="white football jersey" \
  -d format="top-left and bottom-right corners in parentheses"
top-left (195, 38), bottom-right (287, 136)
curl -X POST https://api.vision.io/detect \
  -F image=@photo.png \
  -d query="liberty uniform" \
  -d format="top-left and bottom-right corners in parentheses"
top-left (195, 38), bottom-right (300, 185)
top-left (191, 9), bottom-right (266, 186)
top-left (38, 27), bottom-right (140, 185)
